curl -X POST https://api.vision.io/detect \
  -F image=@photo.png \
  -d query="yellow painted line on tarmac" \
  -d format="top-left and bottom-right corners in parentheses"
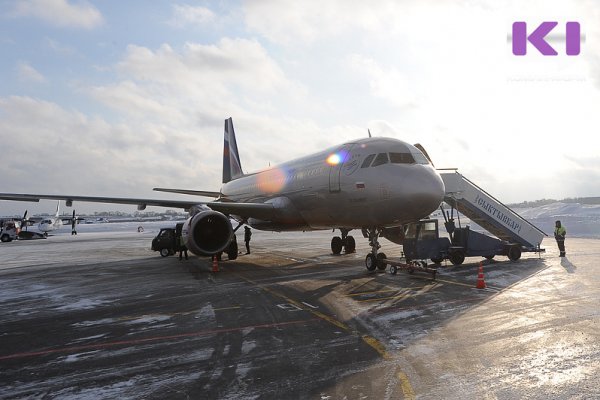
top-left (232, 269), bottom-right (417, 396)
top-left (355, 292), bottom-right (413, 303)
top-left (311, 310), bottom-right (351, 331)
top-left (346, 288), bottom-right (399, 297)
top-left (233, 272), bottom-right (392, 361)
top-left (398, 371), bottom-right (416, 400)
top-left (362, 335), bottom-right (391, 360)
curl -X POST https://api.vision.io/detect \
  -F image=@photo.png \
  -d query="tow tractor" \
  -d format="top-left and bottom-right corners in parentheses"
top-left (381, 220), bottom-right (444, 278)
top-left (381, 215), bottom-right (534, 279)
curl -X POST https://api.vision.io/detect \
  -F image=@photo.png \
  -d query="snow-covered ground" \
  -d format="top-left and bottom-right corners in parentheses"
top-left (514, 202), bottom-right (600, 238)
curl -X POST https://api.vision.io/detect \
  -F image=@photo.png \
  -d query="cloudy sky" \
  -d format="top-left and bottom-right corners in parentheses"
top-left (1, 0), bottom-right (599, 215)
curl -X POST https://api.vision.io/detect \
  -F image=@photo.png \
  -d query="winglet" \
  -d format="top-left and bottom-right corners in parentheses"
top-left (223, 117), bottom-right (244, 183)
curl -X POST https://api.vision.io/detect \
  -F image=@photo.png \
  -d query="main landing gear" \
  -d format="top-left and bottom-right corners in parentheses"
top-left (363, 227), bottom-right (387, 272)
top-left (331, 228), bottom-right (356, 254)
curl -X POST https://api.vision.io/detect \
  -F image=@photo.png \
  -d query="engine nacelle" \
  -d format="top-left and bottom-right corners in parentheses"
top-left (181, 210), bottom-right (233, 256)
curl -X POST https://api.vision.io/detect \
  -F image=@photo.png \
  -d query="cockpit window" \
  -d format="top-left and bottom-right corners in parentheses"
top-left (361, 154), bottom-right (376, 168)
top-left (411, 151), bottom-right (430, 165)
top-left (371, 152), bottom-right (389, 167)
top-left (389, 152), bottom-right (415, 164)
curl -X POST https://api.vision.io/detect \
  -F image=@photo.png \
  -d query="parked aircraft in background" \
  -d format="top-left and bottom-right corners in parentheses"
top-left (0, 118), bottom-right (445, 270)
top-left (20, 202), bottom-right (83, 236)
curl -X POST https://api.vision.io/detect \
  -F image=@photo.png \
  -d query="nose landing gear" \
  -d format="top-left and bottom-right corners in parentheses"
top-left (363, 227), bottom-right (387, 271)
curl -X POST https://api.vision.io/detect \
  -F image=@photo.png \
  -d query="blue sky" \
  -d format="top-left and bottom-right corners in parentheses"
top-left (1, 0), bottom-right (599, 215)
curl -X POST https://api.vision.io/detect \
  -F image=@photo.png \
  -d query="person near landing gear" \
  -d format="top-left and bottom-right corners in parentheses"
top-left (244, 226), bottom-right (252, 254)
top-left (554, 220), bottom-right (566, 257)
top-left (178, 233), bottom-right (188, 260)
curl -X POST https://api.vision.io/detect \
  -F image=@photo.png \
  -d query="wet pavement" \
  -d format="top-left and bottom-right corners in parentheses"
top-left (1, 226), bottom-right (599, 399)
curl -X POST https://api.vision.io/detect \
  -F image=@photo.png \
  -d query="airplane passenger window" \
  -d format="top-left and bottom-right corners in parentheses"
top-left (361, 154), bottom-right (376, 168)
top-left (389, 152), bottom-right (415, 164)
top-left (371, 152), bottom-right (389, 167)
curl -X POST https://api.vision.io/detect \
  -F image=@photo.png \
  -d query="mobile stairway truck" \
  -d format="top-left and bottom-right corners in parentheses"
top-left (386, 170), bottom-right (547, 276)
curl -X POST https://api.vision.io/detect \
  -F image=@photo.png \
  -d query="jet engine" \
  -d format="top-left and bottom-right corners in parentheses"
top-left (182, 210), bottom-right (234, 256)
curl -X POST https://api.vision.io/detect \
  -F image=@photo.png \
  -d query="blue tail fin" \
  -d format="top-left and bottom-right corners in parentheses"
top-left (222, 117), bottom-right (244, 183)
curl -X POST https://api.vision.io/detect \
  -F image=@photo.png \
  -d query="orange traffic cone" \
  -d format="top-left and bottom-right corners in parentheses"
top-left (476, 262), bottom-right (486, 289)
top-left (212, 255), bottom-right (219, 272)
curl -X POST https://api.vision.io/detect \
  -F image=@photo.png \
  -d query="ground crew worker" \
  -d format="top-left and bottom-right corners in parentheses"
top-left (178, 234), bottom-right (188, 260)
top-left (244, 226), bottom-right (252, 254)
top-left (554, 220), bottom-right (566, 257)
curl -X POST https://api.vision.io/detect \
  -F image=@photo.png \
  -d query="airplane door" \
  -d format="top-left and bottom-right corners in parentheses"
top-left (328, 144), bottom-right (355, 192)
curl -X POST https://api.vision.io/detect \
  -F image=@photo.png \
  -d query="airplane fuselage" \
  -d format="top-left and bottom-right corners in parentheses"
top-left (220, 137), bottom-right (445, 231)
top-left (38, 218), bottom-right (63, 233)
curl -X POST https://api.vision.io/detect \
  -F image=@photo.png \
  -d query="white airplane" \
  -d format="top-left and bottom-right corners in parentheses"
top-left (27, 202), bottom-right (82, 236)
top-left (38, 202), bottom-right (66, 236)
top-left (0, 118), bottom-right (445, 270)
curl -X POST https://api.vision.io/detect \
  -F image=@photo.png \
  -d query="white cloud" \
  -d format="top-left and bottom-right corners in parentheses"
top-left (168, 4), bottom-right (215, 28)
top-left (11, 0), bottom-right (103, 29)
top-left (116, 39), bottom-right (292, 95)
top-left (242, 0), bottom-right (392, 45)
top-left (346, 54), bottom-right (417, 109)
top-left (85, 39), bottom-right (318, 173)
top-left (0, 96), bottom-right (217, 206)
top-left (3, 0), bottom-right (600, 215)
top-left (17, 62), bottom-right (46, 83)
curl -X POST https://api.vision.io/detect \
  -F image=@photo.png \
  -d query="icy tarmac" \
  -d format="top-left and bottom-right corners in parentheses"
top-left (1, 223), bottom-right (599, 399)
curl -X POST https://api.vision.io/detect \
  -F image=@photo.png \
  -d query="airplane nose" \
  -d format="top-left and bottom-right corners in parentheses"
top-left (406, 167), bottom-right (446, 217)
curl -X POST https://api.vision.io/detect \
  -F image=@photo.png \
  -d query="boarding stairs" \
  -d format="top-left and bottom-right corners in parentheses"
top-left (439, 171), bottom-right (547, 250)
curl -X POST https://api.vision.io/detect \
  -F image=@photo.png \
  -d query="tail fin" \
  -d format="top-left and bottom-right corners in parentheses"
top-left (222, 117), bottom-right (244, 183)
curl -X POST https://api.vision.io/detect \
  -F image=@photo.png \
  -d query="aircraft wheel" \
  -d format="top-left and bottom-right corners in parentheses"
top-left (376, 252), bottom-right (387, 270)
top-left (227, 240), bottom-right (238, 260)
top-left (160, 248), bottom-right (170, 257)
top-left (449, 250), bottom-right (465, 265)
top-left (365, 253), bottom-right (377, 271)
top-left (508, 246), bottom-right (521, 261)
top-left (390, 265), bottom-right (398, 275)
top-left (344, 235), bottom-right (356, 253)
top-left (331, 236), bottom-right (343, 254)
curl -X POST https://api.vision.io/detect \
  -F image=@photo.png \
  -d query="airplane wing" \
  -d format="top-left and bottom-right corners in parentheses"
top-left (0, 193), bottom-right (276, 221)
top-left (153, 188), bottom-right (221, 198)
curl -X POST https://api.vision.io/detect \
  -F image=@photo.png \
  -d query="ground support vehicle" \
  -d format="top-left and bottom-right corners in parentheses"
top-left (0, 220), bottom-right (20, 242)
top-left (151, 223), bottom-right (182, 257)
